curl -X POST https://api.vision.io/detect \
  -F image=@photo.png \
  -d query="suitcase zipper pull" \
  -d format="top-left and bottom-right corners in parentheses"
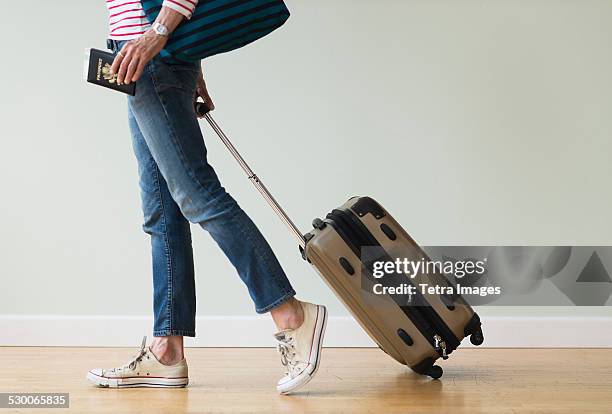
top-left (434, 334), bottom-right (448, 360)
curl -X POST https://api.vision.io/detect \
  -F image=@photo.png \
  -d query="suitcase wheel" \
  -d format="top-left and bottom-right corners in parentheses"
top-left (411, 358), bottom-right (443, 379)
top-left (427, 365), bottom-right (443, 379)
top-left (470, 328), bottom-right (484, 346)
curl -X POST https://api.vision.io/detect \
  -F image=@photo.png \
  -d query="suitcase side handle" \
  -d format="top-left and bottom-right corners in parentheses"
top-left (198, 104), bottom-right (306, 248)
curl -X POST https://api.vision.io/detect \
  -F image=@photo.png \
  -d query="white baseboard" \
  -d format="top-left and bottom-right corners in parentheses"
top-left (0, 315), bottom-right (610, 348)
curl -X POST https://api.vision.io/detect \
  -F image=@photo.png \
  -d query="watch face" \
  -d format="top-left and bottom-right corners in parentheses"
top-left (154, 23), bottom-right (168, 35)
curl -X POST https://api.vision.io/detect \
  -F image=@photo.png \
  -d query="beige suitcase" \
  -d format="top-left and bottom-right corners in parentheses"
top-left (303, 197), bottom-right (483, 378)
top-left (201, 108), bottom-right (484, 378)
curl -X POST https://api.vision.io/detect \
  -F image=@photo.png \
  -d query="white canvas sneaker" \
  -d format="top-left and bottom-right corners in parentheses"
top-left (86, 337), bottom-right (189, 388)
top-left (274, 302), bottom-right (328, 394)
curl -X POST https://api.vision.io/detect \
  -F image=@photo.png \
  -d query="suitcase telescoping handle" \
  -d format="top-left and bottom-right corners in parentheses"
top-left (198, 104), bottom-right (306, 249)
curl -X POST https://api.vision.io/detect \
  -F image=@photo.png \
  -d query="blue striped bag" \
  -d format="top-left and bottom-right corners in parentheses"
top-left (141, 0), bottom-right (290, 62)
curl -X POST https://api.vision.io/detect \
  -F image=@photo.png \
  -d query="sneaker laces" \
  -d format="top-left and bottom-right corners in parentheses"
top-left (111, 336), bottom-right (148, 373)
top-left (277, 336), bottom-right (298, 371)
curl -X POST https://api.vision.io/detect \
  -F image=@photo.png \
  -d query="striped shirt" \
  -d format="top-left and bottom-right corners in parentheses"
top-left (106, 0), bottom-right (198, 40)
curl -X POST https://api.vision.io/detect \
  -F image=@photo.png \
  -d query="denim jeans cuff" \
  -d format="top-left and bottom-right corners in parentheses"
top-left (153, 329), bottom-right (196, 337)
top-left (255, 290), bottom-right (297, 314)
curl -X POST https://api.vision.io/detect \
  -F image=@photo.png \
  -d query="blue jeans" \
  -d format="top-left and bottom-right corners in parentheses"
top-left (109, 40), bottom-right (296, 337)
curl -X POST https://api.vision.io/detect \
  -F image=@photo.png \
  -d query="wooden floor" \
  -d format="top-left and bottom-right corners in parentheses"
top-left (1, 347), bottom-right (610, 413)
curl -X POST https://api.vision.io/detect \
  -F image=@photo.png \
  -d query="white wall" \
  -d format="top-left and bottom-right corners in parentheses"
top-left (1, 1), bottom-right (611, 344)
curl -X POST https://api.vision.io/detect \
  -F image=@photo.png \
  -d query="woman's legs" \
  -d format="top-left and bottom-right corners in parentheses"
top-left (129, 90), bottom-right (305, 365)
top-left (127, 56), bottom-right (296, 319)
top-left (128, 54), bottom-right (302, 361)
top-left (88, 47), bottom-right (323, 393)
top-left (128, 108), bottom-right (194, 363)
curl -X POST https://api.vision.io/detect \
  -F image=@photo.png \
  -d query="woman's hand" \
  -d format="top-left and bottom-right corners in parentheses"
top-left (195, 69), bottom-right (215, 118)
top-left (111, 31), bottom-right (168, 85)
top-left (110, 7), bottom-right (185, 85)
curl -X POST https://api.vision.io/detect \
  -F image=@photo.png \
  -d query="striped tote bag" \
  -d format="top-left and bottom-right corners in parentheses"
top-left (141, 0), bottom-right (290, 62)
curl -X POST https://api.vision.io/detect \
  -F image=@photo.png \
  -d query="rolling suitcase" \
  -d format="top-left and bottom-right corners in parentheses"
top-left (200, 107), bottom-right (484, 378)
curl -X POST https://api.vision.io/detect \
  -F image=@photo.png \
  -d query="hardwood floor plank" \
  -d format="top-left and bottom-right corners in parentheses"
top-left (0, 348), bottom-right (610, 413)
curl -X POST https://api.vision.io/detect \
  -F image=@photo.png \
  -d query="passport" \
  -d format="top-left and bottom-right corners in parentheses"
top-left (84, 48), bottom-right (136, 96)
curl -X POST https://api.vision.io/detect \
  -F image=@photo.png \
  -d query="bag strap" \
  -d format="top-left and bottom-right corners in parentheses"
top-left (201, 109), bottom-right (306, 248)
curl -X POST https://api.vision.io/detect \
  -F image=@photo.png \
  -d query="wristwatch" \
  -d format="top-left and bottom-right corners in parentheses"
top-left (152, 22), bottom-right (169, 37)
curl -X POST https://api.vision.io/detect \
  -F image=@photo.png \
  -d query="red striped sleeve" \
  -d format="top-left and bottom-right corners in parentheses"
top-left (162, 0), bottom-right (198, 19)
top-left (110, 14), bottom-right (147, 26)
top-left (110, 31), bottom-right (147, 37)
top-left (108, 1), bottom-right (141, 10)
top-left (109, 8), bottom-right (142, 18)
top-left (110, 22), bottom-right (150, 32)
top-left (106, 0), bottom-right (200, 40)
top-left (106, 1), bottom-right (151, 40)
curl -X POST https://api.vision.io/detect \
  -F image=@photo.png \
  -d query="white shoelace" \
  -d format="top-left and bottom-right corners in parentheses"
top-left (111, 336), bottom-right (148, 373)
top-left (277, 336), bottom-right (298, 372)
